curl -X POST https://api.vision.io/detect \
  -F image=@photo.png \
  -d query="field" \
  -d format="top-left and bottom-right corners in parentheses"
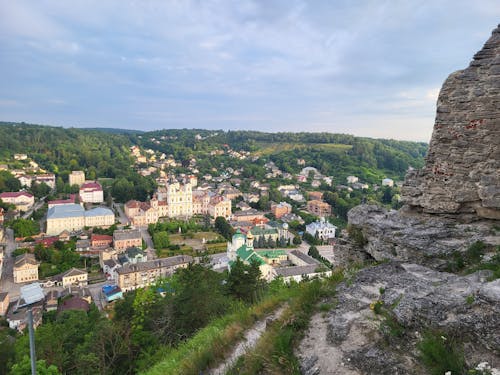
top-left (253, 142), bottom-right (352, 156)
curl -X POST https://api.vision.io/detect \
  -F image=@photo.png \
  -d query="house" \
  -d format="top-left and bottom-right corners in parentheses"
top-left (308, 191), bottom-right (324, 201)
top-left (34, 174), bottom-right (56, 189)
top-left (124, 197), bottom-right (167, 226)
top-left (103, 258), bottom-right (121, 281)
top-left (0, 292), bottom-right (9, 316)
top-left (55, 268), bottom-right (88, 287)
top-left (79, 181), bottom-right (104, 203)
top-left (17, 175), bottom-right (33, 187)
top-left (307, 200), bottom-right (332, 217)
top-left (271, 202), bottom-right (292, 219)
top-left (231, 209), bottom-right (265, 223)
top-left (113, 228), bottom-right (142, 251)
top-left (208, 196), bottom-right (232, 219)
top-left (13, 253), bottom-right (39, 283)
top-left (382, 178), bottom-right (394, 187)
top-left (7, 302), bottom-right (43, 332)
top-left (14, 153), bottom-right (28, 160)
top-left (0, 191), bottom-right (34, 212)
top-left (117, 255), bottom-right (193, 292)
top-left (102, 285), bottom-right (123, 302)
top-left (69, 171), bottom-right (85, 187)
top-left (306, 218), bottom-right (337, 242)
top-left (346, 176), bottom-right (359, 184)
top-left (119, 247), bottom-right (147, 265)
top-left (236, 201), bottom-right (251, 211)
top-left (91, 234), bottom-right (113, 248)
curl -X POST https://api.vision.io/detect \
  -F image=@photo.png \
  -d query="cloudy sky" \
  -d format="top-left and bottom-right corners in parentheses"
top-left (0, 1), bottom-right (498, 141)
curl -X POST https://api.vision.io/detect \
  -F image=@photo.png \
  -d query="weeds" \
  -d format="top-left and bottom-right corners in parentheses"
top-left (417, 331), bottom-right (465, 375)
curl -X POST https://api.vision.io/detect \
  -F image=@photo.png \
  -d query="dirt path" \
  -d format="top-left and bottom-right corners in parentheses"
top-left (296, 312), bottom-right (362, 375)
top-left (207, 305), bottom-right (287, 375)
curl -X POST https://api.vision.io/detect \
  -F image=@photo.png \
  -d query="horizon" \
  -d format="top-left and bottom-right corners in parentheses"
top-left (1, 1), bottom-right (499, 142)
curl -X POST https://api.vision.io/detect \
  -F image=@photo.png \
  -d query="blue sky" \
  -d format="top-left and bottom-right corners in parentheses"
top-left (0, 1), bottom-right (499, 141)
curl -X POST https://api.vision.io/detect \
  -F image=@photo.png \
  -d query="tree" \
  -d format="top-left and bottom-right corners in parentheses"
top-left (8, 218), bottom-right (40, 237)
top-left (10, 356), bottom-right (61, 375)
top-left (31, 182), bottom-right (51, 199)
top-left (214, 216), bottom-right (234, 240)
top-left (152, 231), bottom-right (170, 249)
top-left (227, 257), bottom-right (263, 303)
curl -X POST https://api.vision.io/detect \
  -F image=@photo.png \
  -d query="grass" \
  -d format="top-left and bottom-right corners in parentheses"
top-left (417, 331), bottom-right (465, 375)
top-left (253, 142), bottom-right (352, 156)
top-left (142, 281), bottom-right (302, 375)
top-left (225, 271), bottom-right (344, 375)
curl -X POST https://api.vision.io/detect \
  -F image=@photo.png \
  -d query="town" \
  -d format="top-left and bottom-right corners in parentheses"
top-left (0, 135), bottom-right (403, 330)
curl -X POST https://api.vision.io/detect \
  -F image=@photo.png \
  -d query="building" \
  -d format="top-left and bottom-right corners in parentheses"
top-left (192, 190), bottom-right (210, 215)
top-left (347, 176), bottom-right (359, 184)
top-left (91, 234), bottom-right (113, 248)
top-left (113, 228), bottom-right (142, 251)
top-left (271, 202), bottom-right (292, 219)
top-left (117, 255), bottom-right (193, 292)
top-left (208, 195), bottom-right (232, 219)
top-left (307, 200), bottom-right (332, 217)
top-left (55, 268), bottom-right (88, 287)
top-left (13, 253), bottom-right (39, 283)
top-left (306, 218), bottom-right (337, 242)
top-left (46, 204), bottom-right (115, 235)
top-left (308, 191), bottom-right (324, 201)
top-left (14, 153), bottom-right (28, 160)
top-left (48, 194), bottom-right (77, 209)
top-left (102, 285), bottom-right (123, 302)
top-left (17, 175), bottom-right (33, 187)
top-left (164, 179), bottom-right (193, 218)
top-left (0, 292), bottom-right (9, 316)
top-left (382, 178), bottom-right (394, 187)
top-left (79, 181), bottom-right (104, 203)
top-left (69, 171), bottom-right (85, 187)
top-left (124, 197), bottom-right (167, 226)
top-left (118, 247), bottom-right (147, 265)
top-left (34, 174), bottom-right (56, 189)
top-left (0, 191), bottom-right (34, 211)
top-left (231, 209), bottom-right (265, 223)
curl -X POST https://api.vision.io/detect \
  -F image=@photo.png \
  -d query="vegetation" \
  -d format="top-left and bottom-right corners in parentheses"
top-left (7, 218), bottom-right (40, 238)
top-left (417, 331), bottom-right (465, 375)
top-left (444, 242), bottom-right (500, 280)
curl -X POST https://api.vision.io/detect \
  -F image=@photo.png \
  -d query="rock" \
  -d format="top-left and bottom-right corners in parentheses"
top-left (401, 25), bottom-right (500, 221)
top-left (347, 204), bottom-right (495, 264)
top-left (299, 355), bottom-right (320, 375)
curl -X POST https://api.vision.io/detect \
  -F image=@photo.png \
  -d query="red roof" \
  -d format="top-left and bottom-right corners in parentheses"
top-left (35, 236), bottom-right (59, 247)
top-left (91, 234), bottom-right (113, 242)
top-left (48, 194), bottom-right (76, 206)
top-left (0, 191), bottom-right (33, 199)
top-left (80, 182), bottom-right (102, 192)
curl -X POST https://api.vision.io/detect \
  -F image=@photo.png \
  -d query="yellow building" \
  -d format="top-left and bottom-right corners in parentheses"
top-left (208, 196), bottom-right (232, 219)
top-left (68, 171), bottom-right (85, 187)
top-left (117, 255), bottom-right (193, 292)
top-left (46, 204), bottom-right (115, 235)
top-left (56, 268), bottom-right (88, 287)
top-left (165, 180), bottom-right (193, 218)
top-left (13, 253), bottom-right (39, 283)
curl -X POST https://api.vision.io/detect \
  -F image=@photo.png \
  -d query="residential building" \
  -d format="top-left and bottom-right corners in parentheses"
top-left (54, 268), bottom-right (88, 287)
top-left (34, 174), bottom-right (56, 189)
top-left (14, 153), bottom-right (28, 160)
top-left (69, 171), bottom-right (85, 187)
top-left (79, 181), bottom-right (104, 203)
top-left (208, 195), bottom-right (232, 219)
top-left (347, 176), bottom-right (359, 184)
top-left (231, 209), bottom-right (265, 223)
top-left (17, 175), bottom-right (33, 187)
top-left (124, 197), bottom-right (167, 226)
top-left (192, 190), bottom-right (210, 215)
top-left (117, 255), bottom-right (193, 292)
top-left (91, 234), bottom-right (113, 248)
top-left (46, 204), bottom-right (115, 235)
top-left (382, 178), bottom-right (394, 187)
top-left (271, 202), bottom-right (292, 219)
top-left (13, 253), bottom-right (39, 283)
top-left (118, 247), bottom-right (147, 265)
top-left (48, 194), bottom-right (77, 209)
top-left (113, 228), bottom-right (142, 251)
top-left (102, 285), bottom-right (123, 302)
top-left (306, 218), bottom-right (337, 242)
top-left (0, 191), bottom-right (34, 211)
top-left (307, 200), bottom-right (332, 217)
top-left (308, 191), bottom-right (323, 201)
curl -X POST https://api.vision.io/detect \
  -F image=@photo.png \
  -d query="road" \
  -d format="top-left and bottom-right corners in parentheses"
top-left (22, 196), bottom-right (46, 219)
top-left (113, 202), bottom-right (129, 225)
top-left (0, 228), bottom-right (21, 298)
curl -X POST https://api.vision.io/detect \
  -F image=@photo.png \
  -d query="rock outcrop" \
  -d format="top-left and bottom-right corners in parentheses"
top-left (298, 263), bottom-right (500, 374)
top-left (402, 25), bottom-right (500, 221)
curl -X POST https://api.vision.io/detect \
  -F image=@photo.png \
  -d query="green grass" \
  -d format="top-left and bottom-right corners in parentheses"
top-left (418, 331), bottom-right (465, 375)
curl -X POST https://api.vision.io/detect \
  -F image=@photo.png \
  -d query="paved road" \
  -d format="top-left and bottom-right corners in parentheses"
top-left (22, 196), bottom-right (46, 219)
top-left (113, 202), bottom-right (129, 225)
top-left (138, 226), bottom-right (157, 259)
top-left (0, 228), bottom-right (21, 298)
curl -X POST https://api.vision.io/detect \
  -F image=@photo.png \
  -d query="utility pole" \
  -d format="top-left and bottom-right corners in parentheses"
top-left (27, 307), bottom-right (36, 375)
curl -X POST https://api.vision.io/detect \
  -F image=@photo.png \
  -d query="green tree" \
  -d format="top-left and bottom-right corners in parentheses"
top-left (227, 258), bottom-right (263, 303)
top-left (10, 356), bottom-right (61, 375)
top-left (214, 216), bottom-right (234, 240)
top-left (8, 218), bottom-right (40, 237)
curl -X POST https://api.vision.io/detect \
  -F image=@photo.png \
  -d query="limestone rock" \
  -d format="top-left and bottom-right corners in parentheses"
top-left (402, 25), bottom-right (500, 221)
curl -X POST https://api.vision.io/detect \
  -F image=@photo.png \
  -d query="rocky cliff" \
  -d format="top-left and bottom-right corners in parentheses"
top-left (402, 25), bottom-right (500, 221)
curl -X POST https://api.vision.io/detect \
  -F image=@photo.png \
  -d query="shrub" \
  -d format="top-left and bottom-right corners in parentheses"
top-left (417, 331), bottom-right (465, 375)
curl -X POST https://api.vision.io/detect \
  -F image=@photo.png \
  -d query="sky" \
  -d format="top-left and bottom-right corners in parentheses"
top-left (0, 1), bottom-right (499, 141)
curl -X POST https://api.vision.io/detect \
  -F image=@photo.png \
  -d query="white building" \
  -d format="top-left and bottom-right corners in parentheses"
top-left (0, 191), bottom-right (35, 211)
top-left (69, 171), bottom-right (85, 187)
top-left (306, 218), bottom-right (337, 242)
top-left (79, 182), bottom-right (104, 203)
top-left (346, 176), bottom-right (359, 184)
top-left (46, 204), bottom-right (114, 235)
top-left (382, 178), bottom-right (394, 187)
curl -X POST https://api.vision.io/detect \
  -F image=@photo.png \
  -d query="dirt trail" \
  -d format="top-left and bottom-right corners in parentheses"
top-left (207, 305), bottom-right (287, 375)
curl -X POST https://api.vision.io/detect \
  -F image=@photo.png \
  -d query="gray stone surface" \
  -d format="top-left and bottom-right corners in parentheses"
top-left (402, 25), bottom-right (500, 221)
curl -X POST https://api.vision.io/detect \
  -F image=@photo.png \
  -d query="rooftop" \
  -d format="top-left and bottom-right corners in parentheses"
top-left (117, 255), bottom-right (193, 275)
top-left (113, 228), bottom-right (141, 241)
top-left (47, 204), bottom-right (84, 219)
top-left (85, 207), bottom-right (114, 217)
